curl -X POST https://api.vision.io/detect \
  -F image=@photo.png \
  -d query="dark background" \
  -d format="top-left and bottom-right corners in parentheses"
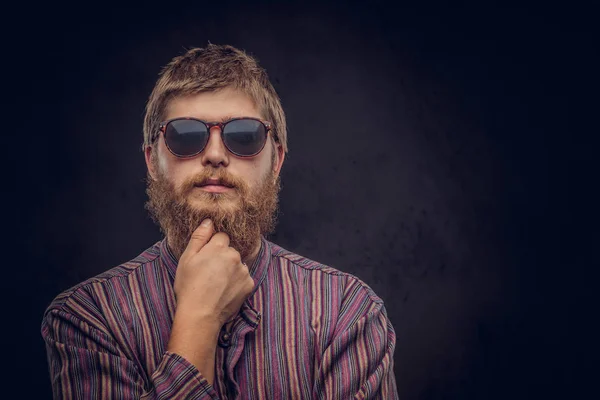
top-left (8, 1), bottom-right (597, 399)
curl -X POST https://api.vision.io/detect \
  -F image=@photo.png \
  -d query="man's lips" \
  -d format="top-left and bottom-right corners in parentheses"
top-left (198, 184), bottom-right (233, 193)
top-left (195, 178), bottom-right (234, 193)
top-left (197, 178), bottom-right (234, 188)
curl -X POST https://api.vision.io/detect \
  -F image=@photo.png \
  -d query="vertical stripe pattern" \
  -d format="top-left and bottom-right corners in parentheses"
top-left (41, 237), bottom-right (398, 399)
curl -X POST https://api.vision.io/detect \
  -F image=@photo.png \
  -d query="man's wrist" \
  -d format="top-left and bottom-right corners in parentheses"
top-left (174, 302), bottom-right (224, 328)
top-left (167, 309), bottom-right (221, 385)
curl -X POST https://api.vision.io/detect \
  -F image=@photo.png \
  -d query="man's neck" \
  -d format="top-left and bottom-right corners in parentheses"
top-left (243, 237), bottom-right (263, 270)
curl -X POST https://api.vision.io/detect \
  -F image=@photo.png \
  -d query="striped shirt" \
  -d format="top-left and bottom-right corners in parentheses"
top-left (42, 236), bottom-right (398, 399)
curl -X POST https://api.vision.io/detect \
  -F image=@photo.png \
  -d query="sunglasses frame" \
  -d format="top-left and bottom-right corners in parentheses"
top-left (158, 116), bottom-right (273, 158)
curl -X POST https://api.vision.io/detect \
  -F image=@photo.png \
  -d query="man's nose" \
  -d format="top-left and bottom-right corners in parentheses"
top-left (200, 126), bottom-right (229, 167)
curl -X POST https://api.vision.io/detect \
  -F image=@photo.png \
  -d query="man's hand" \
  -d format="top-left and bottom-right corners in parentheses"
top-left (167, 219), bottom-right (254, 385)
top-left (173, 218), bottom-right (255, 325)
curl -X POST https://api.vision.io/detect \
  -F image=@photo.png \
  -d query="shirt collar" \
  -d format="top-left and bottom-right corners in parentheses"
top-left (159, 235), bottom-right (272, 296)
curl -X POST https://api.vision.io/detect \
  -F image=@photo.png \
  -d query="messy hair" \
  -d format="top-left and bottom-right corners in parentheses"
top-left (142, 44), bottom-right (288, 154)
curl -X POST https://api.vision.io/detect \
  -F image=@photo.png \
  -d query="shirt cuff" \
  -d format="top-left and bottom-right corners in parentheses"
top-left (151, 351), bottom-right (219, 399)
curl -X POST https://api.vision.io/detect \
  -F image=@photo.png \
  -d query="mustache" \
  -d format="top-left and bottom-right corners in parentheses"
top-left (180, 169), bottom-right (248, 194)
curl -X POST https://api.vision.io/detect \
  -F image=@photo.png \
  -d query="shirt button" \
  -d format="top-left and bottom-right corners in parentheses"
top-left (218, 331), bottom-right (231, 348)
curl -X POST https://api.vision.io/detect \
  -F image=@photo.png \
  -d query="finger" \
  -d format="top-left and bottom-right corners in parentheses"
top-left (208, 232), bottom-right (231, 248)
top-left (184, 219), bottom-right (214, 254)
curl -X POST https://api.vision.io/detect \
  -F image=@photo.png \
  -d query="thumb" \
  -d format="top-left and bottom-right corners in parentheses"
top-left (185, 219), bottom-right (214, 254)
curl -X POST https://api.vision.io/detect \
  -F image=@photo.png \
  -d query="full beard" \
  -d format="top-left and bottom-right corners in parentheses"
top-left (145, 167), bottom-right (280, 262)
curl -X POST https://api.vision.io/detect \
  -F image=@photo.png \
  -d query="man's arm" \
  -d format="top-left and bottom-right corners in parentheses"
top-left (42, 219), bottom-right (253, 399)
top-left (41, 307), bottom-right (220, 400)
top-left (314, 280), bottom-right (399, 399)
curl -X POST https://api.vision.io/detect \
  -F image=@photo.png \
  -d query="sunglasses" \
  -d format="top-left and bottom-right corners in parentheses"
top-left (158, 117), bottom-right (273, 158)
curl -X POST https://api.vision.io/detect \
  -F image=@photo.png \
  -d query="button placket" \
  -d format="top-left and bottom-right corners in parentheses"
top-left (223, 306), bottom-right (262, 399)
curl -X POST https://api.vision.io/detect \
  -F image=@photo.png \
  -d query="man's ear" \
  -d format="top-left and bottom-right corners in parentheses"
top-left (272, 142), bottom-right (285, 179)
top-left (144, 145), bottom-right (158, 180)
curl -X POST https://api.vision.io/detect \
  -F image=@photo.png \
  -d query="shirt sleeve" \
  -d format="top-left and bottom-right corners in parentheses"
top-left (41, 307), bottom-right (220, 400)
top-left (314, 282), bottom-right (399, 399)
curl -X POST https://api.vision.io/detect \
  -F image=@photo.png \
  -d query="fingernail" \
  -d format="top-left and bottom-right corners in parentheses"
top-left (201, 219), bottom-right (212, 227)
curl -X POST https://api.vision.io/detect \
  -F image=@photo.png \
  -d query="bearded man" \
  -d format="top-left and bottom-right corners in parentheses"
top-left (41, 44), bottom-right (398, 399)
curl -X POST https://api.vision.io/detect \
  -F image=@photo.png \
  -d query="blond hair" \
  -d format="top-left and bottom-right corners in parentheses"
top-left (142, 44), bottom-right (288, 154)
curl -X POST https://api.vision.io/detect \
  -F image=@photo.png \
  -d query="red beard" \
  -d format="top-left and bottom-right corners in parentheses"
top-left (145, 166), bottom-right (280, 262)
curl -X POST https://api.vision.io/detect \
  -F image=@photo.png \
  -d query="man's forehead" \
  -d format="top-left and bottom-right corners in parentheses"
top-left (164, 89), bottom-right (262, 121)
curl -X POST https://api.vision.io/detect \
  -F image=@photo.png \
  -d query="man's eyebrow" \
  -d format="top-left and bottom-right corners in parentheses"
top-left (190, 115), bottom-right (255, 123)
top-left (217, 115), bottom-right (253, 122)
top-left (219, 115), bottom-right (236, 122)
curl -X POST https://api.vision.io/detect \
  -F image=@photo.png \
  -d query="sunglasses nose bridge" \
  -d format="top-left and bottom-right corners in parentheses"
top-left (202, 122), bottom-right (230, 158)
top-left (205, 121), bottom-right (226, 131)
top-left (206, 122), bottom-right (227, 143)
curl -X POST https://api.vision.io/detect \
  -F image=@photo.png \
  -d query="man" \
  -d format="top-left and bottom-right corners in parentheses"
top-left (41, 44), bottom-right (398, 399)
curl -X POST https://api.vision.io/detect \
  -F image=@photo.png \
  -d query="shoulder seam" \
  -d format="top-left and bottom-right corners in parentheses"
top-left (272, 251), bottom-right (384, 305)
top-left (274, 251), bottom-right (347, 276)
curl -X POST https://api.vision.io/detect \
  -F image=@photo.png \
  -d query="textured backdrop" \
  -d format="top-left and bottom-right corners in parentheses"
top-left (9, 1), bottom-right (596, 399)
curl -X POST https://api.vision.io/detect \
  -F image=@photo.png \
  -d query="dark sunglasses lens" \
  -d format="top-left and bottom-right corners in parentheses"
top-left (165, 120), bottom-right (208, 156)
top-left (223, 119), bottom-right (267, 156)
